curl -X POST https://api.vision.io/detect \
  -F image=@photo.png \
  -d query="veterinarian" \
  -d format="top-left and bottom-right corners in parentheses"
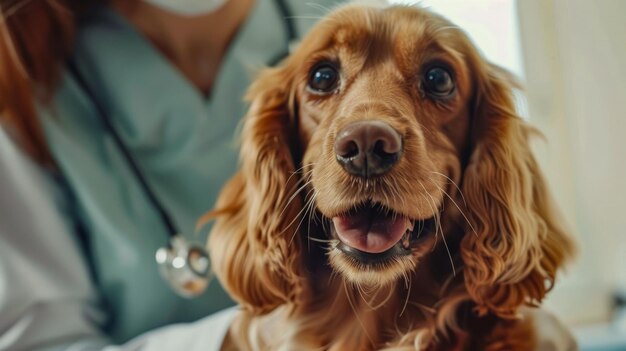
top-left (0, 0), bottom-right (341, 349)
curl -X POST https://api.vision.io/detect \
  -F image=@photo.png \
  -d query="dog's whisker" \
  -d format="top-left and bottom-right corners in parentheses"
top-left (291, 190), bottom-right (318, 246)
top-left (419, 182), bottom-right (441, 245)
top-left (278, 176), bottom-right (314, 222)
top-left (305, 192), bottom-right (320, 250)
top-left (361, 283), bottom-right (394, 311)
top-left (399, 272), bottom-right (411, 317)
top-left (376, 284), bottom-right (395, 310)
top-left (284, 191), bottom-right (316, 248)
top-left (418, 182), bottom-right (439, 251)
top-left (327, 268), bottom-right (340, 288)
top-left (343, 280), bottom-right (376, 348)
top-left (283, 15), bottom-right (325, 21)
top-left (427, 178), bottom-right (478, 238)
top-left (308, 236), bottom-right (337, 244)
top-left (283, 163), bottom-right (314, 192)
top-left (419, 182), bottom-right (456, 276)
top-left (430, 171), bottom-right (468, 207)
top-left (305, 2), bottom-right (333, 15)
top-left (355, 281), bottom-right (391, 312)
top-left (287, 162), bottom-right (315, 181)
top-left (282, 183), bottom-right (316, 234)
top-left (438, 224), bottom-right (456, 277)
top-left (281, 169), bottom-right (315, 231)
top-left (392, 177), bottom-right (408, 216)
top-left (354, 282), bottom-right (369, 308)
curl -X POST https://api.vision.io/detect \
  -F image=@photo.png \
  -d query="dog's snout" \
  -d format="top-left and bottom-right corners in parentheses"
top-left (334, 121), bottom-right (402, 178)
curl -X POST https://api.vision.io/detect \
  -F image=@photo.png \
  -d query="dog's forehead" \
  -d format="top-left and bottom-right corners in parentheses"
top-left (314, 6), bottom-right (463, 54)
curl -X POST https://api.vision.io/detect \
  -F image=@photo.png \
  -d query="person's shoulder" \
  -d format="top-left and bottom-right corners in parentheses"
top-left (0, 127), bottom-right (69, 215)
top-left (0, 128), bottom-right (46, 185)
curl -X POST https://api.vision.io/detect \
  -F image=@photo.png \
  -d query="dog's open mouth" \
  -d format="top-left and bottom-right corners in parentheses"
top-left (330, 202), bottom-right (435, 264)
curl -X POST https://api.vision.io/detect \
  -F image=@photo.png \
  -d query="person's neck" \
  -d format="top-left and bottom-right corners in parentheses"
top-left (112, 0), bottom-right (254, 97)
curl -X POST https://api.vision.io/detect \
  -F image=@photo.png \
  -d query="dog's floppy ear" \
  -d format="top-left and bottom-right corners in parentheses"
top-left (460, 63), bottom-right (575, 318)
top-left (207, 66), bottom-right (304, 314)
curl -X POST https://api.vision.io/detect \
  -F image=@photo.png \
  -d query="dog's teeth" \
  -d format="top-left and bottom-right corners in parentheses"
top-left (402, 231), bottom-right (411, 248)
top-left (407, 219), bottom-right (415, 232)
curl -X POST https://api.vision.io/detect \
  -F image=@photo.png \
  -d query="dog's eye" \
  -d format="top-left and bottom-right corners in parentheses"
top-left (308, 64), bottom-right (339, 93)
top-left (423, 67), bottom-right (455, 97)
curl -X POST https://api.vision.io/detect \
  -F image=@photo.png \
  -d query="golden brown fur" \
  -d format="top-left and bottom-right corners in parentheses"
top-left (206, 4), bottom-right (575, 350)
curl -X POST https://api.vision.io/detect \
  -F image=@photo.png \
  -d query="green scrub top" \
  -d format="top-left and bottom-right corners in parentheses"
top-left (39, 0), bottom-right (340, 343)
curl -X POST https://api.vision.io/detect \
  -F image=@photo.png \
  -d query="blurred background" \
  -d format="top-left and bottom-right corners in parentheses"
top-left (389, 0), bottom-right (626, 350)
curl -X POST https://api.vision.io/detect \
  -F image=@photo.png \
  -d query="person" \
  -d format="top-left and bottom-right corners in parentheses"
top-left (0, 0), bottom-right (340, 349)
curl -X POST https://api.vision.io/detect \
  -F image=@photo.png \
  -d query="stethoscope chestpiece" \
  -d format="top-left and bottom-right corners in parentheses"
top-left (155, 235), bottom-right (211, 298)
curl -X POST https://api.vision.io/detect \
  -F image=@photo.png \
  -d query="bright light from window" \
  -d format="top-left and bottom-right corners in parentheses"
top-left (388, 0), bottom-right (524, 79)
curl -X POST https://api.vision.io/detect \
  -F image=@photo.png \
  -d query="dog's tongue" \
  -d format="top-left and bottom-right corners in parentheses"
top-left (332, 207), bottom-right (411, 254)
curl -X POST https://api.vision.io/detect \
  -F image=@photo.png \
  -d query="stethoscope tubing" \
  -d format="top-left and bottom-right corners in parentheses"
top-left (66, 59), bottom-right (181, 239)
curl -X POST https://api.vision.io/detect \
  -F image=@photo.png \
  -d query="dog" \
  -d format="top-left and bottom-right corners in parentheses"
top-left (206, 3), bottom-right (576, 350)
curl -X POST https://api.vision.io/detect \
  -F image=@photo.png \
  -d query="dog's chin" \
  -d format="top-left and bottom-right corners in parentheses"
top-left (326, 201), bottom-right (437, 286)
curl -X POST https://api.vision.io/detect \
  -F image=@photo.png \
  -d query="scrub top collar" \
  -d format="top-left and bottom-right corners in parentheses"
top-left (72, 0), bottom-right (289, 149)
top-left (111, 0), bottom-right (287, 103)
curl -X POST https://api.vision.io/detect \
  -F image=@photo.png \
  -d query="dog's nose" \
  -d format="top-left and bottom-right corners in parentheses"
top-left (334, 121), bottom-right (402, 178)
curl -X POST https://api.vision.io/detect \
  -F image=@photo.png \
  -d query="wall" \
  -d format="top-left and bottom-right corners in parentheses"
top-left (517, 0), bottom-right (626, 325)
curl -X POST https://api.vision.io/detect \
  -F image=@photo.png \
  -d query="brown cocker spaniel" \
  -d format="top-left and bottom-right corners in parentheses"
top-left (207, 3), bottom-right (576, 350)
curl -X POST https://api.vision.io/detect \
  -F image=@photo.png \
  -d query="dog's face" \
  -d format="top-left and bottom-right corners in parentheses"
top-left (208, 4), bottom-right (573, 319)
top-left (293, 6), bottom-right (474, 285)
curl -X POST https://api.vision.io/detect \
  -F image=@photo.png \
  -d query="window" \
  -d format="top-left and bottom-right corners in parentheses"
top-left (389, 0), bottom-right (524, 78)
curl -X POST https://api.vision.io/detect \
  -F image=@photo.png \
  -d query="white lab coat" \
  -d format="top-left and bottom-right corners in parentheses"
top-left (0, 129), bottom-right (235, 350)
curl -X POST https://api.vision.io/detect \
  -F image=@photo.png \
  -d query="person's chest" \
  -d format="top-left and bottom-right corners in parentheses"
top-left (42, 0), bottom-right (343, 343)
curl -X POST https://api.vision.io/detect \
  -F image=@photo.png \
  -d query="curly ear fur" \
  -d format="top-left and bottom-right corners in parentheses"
top-left (208, 67), bottom-right (305, 314)
top-left (461, 64), bottom-right (575, 318)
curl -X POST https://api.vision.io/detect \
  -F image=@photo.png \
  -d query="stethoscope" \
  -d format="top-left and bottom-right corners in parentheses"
top-left (66, 0), bottom-right (297, 298)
